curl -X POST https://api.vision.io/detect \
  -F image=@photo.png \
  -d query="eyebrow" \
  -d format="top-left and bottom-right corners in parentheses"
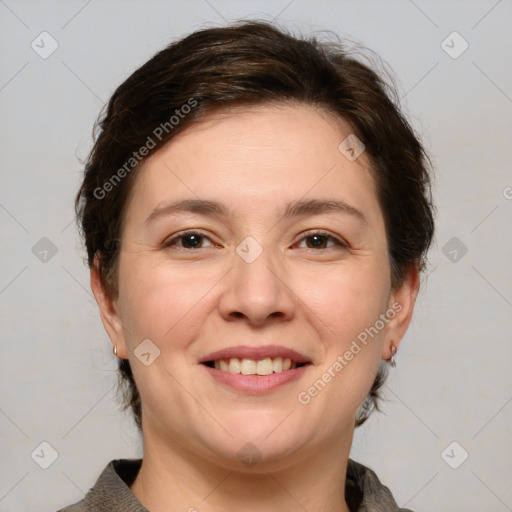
top-left (145, 198), bottom-right (367, 225)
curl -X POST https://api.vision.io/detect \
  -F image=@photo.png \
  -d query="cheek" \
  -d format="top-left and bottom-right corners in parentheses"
top-left (116, 250), bottom-right (217, 343)
top-left (115, 254), bottom-right (216, 420)
top-left (293, 266), bottom-right (389, 408)
top-left (297, 261), bottom-right (390, 338)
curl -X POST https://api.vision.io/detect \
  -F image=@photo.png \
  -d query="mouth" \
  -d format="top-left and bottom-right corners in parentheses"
top-left (199, 345), bottom-right (312, 393)
top-left (202, 357), bottom-right (310, 375)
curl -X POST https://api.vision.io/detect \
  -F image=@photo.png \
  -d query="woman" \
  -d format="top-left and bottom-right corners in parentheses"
top-left (61, 20), bottom-right (434, 512)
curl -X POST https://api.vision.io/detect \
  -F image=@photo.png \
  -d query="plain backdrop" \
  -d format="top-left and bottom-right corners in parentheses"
top-left (1, 1), bottom-right (511, 511)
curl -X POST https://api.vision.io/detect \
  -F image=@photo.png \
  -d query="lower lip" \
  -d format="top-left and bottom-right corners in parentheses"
top-left (202, 364), bottom-right (311, 393)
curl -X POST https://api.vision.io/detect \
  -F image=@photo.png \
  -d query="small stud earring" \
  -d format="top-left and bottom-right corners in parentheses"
top-left (390, 344), bottom-right (397, 368)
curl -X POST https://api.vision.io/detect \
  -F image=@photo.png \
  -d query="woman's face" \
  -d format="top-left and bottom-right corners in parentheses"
top-left (94, 103), bottom-right (417, 470)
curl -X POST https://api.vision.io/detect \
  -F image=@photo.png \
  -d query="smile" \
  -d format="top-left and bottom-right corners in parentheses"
top-left (200, 345), bottom-right (312, 393)
top-left (203, 357), bottom-right (308, 375)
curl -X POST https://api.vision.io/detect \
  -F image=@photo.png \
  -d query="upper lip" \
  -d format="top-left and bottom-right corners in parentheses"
top-left (200, 345), bottom-right (311, 364)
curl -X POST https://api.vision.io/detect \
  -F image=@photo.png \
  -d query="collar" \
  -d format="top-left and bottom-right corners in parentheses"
top-left (58, 458), bottom-right (412, 512)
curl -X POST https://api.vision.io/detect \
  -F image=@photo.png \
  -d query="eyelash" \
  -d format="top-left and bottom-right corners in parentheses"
top-left (162, 230), bottom-right (349, 251)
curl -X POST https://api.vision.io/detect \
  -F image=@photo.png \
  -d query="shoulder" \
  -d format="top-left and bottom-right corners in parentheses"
top-left (56, 459), bottom-right (145, 512)
top-left (346, 459), bottom-right (415, 512)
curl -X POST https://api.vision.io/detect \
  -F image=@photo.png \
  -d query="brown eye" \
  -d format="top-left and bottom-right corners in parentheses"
top-left (305, 234), bottom-right (330, 249)
top-left (163, 231), bottom-right (214, 249)
top-left (297, 231), bottom-right (348, 250)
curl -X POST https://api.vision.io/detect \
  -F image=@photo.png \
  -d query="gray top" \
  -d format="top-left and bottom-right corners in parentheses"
top-left (57, 458), bottom-right (413, 512)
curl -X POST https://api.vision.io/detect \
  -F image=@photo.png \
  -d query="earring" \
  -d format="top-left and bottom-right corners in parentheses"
top-left (113, 344), bottom-right (117, 357)
top-left (389, 344), bottom-right (397, 368)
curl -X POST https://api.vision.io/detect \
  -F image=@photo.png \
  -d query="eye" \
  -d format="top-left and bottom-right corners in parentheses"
top-left (162, 231), bottom-right (216, 250)
top-left (296, 231), bottom-right (348, 250)
top-left (162, 230), bottom-right (347, 251)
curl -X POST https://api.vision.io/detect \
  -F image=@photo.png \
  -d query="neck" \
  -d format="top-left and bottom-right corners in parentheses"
top-left (130, 427), bottom-right (354, 512)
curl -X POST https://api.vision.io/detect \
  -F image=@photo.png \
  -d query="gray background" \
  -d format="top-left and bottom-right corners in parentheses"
top-left (1, 1), bottom-right (511, 510)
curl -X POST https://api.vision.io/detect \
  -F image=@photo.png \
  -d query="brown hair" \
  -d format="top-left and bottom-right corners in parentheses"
top-left (76, 21), bottom-right (434, 429)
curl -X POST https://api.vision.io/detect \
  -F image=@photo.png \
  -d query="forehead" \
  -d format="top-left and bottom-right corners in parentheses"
top-left (124, 103), bottom-right (383, 229)
top-left (166, 102), bottom-right (361, 167)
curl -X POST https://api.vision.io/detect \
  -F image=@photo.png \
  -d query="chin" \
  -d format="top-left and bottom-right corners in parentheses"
top-left (190, 412), bottom-right (316, 472)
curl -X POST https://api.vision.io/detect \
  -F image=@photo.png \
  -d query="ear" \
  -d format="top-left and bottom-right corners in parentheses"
top-left (90, 255), bottom-right (128, 359)
top-left (382, 265), bottom-right (420, 360)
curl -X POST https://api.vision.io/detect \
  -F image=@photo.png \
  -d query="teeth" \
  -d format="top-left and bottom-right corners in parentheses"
top-left (212, 357), bottom-right (298, 375)
top-left (256, 357), bottom-right (273, 375)
top-left (241, 358), bottom-right (257, 375)
top-left (229, 358), bottom-right (241, 373)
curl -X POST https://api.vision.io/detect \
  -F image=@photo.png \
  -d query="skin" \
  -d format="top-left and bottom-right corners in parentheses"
top-left (91, 102), bottom-right (419, 512)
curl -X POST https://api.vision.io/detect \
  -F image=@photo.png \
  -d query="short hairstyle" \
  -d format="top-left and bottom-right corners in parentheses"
top-left (75, 21), bottom-right (434, 429)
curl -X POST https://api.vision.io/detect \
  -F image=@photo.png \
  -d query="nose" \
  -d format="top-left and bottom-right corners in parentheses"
top-left (217, 241), bottom-right (296, 327)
